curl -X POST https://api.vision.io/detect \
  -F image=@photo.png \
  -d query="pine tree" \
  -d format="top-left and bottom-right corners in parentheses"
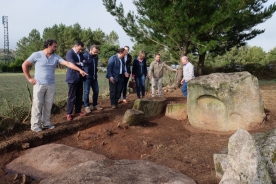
top-left (103, 0), bottom-right (276, 86)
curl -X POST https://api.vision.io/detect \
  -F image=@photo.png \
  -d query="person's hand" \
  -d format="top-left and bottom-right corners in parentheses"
top-left (180, 78), bottom-right (184, 84)
top-left (110, 77), bottom-right (115, 84)
top-left (125, 72), bottom-right (129, 78)
top-left (28, 78), bottom-right (37, 85)
top-left (79, 70), bottom-right (88, 77)
top-left (174, 69), bottom-right (177, 72)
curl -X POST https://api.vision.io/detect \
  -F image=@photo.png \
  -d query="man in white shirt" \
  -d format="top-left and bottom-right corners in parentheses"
top-left (180, 56), bottom-right (195, 97)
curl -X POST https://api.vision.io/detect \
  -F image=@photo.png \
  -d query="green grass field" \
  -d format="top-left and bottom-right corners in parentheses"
top-left (0, 72), bottom-right (110, 116)
top-left (1, 71), bottom-right (274, 117)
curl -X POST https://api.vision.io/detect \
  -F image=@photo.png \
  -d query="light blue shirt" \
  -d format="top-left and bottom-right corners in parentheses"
top-left (27, 51), bottom-right (64, 84)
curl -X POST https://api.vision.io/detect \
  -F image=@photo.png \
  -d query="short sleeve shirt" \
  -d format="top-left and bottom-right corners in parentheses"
top-left (27, 51), bottom-right (64, 84)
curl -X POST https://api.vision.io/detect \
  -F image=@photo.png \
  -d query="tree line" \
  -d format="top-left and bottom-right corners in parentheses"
top-left (15, 23), bottom-right (120, 67)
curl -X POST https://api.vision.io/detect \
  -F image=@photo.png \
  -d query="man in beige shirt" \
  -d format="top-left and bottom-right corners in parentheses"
top-left (149, 54), bottom-right (177, 97)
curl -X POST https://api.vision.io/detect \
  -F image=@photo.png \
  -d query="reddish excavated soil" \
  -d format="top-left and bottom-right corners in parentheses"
top-left (1, 87), bottom-right (276, 184)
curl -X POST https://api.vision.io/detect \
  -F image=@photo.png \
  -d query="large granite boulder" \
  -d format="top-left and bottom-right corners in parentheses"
top-left (40, 160), bottom-right (196, 184)
top-left (133, 98), bottom-right (166, 118)
top-left (213, 148), bottom-right (228, 179)
top-left (253, 129), bottom-right (276, 183)
top-left (122, 109), bottom-right (145, 126)
top-left (219, 129), bottom-right (271, 184)
top-left (5, 143), bottom-right (107, 179)
top-left (188, 72), bottom-right (265, 131)
top-left (165, 103), bottom-right (187, 120)
top-left (215, 129), bottom-right (276, 183)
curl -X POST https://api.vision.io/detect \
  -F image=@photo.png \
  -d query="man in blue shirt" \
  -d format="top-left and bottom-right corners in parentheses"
top-left (22, 39), bottom-right (87, 132)
top-left (83, 45), bottom-right (103, 113)
top-left (106, 48), bottom-right (129, 109)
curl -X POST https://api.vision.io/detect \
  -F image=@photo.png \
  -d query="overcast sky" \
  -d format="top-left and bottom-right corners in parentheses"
top-left (0, 0), bottom-right (275, 52)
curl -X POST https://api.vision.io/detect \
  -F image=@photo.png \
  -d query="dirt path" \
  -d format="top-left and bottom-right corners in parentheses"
top-left (1, 87), bottom-right (276, 183)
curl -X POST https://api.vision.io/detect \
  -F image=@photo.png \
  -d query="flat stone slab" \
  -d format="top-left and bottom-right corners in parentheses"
top-left (165, 103), bottom-right (187, 120)
top-left (40, 159), bottom-right (197, 184)
top-left (5, 143), bottom-right (107, 179)
top-left (133, 98), bottom-right (166, 118)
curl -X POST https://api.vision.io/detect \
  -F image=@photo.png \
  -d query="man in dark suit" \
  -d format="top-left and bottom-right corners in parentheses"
top-left (65, 40), bottom-right (86, 120)
top-left (106, 48), bottom-right (129, 109)
top-left (119, 46), bottom-right (132, 104)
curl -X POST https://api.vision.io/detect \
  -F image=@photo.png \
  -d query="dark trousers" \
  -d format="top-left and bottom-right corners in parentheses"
top-left (109, 75), bottom-right (123, 106)
top-left (83, 78), bottom-right (99, 107)
top-left (120, 76), bottom-right (129, 99)
top-left (67, 81), bottom-right (83, 114)
top-left (135, 74), bottom-right (146, 98)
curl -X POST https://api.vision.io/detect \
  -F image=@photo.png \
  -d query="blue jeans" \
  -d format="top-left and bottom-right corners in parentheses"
top-left (84, 78), bottom-right (99, 107)
top-left (135, 74), bottom-right (146, 98)
top-left (181, 81), bottom-right (188, 97)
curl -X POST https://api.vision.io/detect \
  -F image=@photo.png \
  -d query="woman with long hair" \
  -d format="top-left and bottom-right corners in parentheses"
top-left (132, 51), bottom-right (148, 98)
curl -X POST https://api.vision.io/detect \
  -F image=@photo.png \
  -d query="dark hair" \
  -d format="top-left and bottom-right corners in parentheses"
top-left (43, 39), bottom-right (57, 49)
top-left (155, 53), bottom-right (160, 57)
top-left (90, 44), bottom-right (99, 50)
top-left (74, 40), bottom-right (84, 47)
top-left (124, 46), bottom-right (130, 50)
top-left (117, 48), bottom-right (125, 53)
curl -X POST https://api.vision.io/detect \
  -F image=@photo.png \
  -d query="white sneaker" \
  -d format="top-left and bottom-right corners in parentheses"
top-left (32, 127), bottom-right (42, 132)
top-left (42, 124), bottom-right (55, 129)
top-left (85, 107), bottom-right (91, 113)
top-left (93, 106), bottom-right (103, 110)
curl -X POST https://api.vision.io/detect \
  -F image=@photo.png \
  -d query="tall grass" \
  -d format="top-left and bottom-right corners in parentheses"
top-left (0, 72), bottom-right (109, 117)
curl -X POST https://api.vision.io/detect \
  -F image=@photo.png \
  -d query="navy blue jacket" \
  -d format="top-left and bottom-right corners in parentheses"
top-left (124, 54), bottom-right (132, 74)
top-left (106, 54), bottom-right (126, 82)
top-left (65, 49), bottom-right (85, 83)
top-left (83, 51), bottom-right (98, 80)
top-left (132, 58), bottom-right (147, 77)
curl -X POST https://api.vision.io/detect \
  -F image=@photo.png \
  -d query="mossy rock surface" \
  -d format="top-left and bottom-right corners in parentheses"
top-left (133, 98), bottom-right (166, 118)
top-left (165, 103), bottom-right (187, 120)
top-left (188, 72), bottom-right (264, 131)
top-left (122, 109), bottom-right (144, 126)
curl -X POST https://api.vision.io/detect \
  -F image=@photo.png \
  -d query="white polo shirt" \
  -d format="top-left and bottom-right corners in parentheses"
top-left (183, 62), bottom-right (195, 82)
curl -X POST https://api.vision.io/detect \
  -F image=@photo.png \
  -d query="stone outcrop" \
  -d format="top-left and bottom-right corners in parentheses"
top-left (215, 128), bottom-right (276, 183)
top-left (133, 98), bottom-right (166, 118)
top-left (213, 148), bottom-right (228, 179)
top-left (253, 129), bottom-right (276, 183)
top-left (40, 160), bottom-right (196, 184)
top-left (165, 103), bottom-right (187, 120)
top-left (188, 72), bottom-right (265, 131)
top-left (216, 129), bottom-right (272, 183)
top-left (122, 109), bottom-right (145, 126)
top-left (5, 143), bottom-right (106, 179)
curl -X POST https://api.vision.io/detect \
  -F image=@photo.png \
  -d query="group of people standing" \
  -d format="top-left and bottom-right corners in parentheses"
top-left (22, 39), bottom-right (194, 132)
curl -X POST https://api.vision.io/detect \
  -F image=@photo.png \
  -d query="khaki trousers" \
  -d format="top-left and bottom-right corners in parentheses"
top-left (31, 84), bottom-right (55, 131)
top-left (151, 77), bottom-right (163, 97)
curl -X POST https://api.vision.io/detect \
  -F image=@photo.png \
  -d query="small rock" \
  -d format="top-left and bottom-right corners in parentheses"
top-left (21, 143), bottom-right (30, 149)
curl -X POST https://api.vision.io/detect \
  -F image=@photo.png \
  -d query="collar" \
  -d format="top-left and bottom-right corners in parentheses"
top-left (184, 62), bottom-right (189, 66)
top-left (72, 48), bottom-right (78, 54)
